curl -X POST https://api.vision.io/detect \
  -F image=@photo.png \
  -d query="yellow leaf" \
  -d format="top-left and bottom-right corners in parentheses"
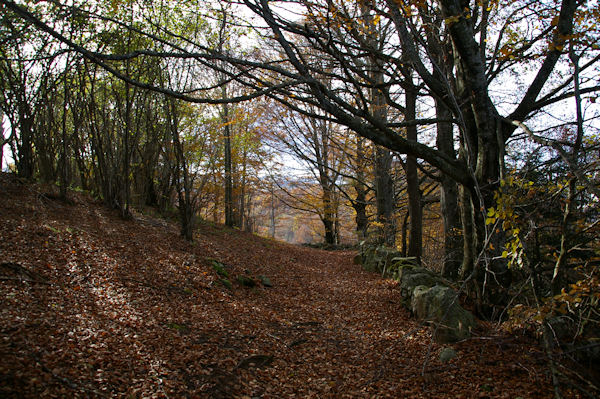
top-left (444, 15), bottom-right (461, 25)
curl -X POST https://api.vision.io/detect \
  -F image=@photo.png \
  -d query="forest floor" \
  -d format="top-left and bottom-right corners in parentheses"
top-left (0, 173), bottom-right (581, 398)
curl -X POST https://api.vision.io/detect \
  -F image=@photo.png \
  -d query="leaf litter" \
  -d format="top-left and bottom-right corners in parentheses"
top-left (0, 174), bottom-right (576, 398)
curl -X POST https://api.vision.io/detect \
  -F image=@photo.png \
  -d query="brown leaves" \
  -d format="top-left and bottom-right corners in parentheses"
top-left (0, 174), bottom-right (580, 398)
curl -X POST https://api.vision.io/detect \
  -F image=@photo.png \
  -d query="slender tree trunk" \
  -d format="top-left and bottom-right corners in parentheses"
top-left (552, 47), bottom-right (584, 294)
top-left (405, 79), bottom-right (422, 262)
top-left (270, 182), bottom-right (276, 238)
top-left (401, 211), bottom-right (409, 257)
top-left (375, 146), bottom-right (395, 246)
top-left (222, 99), bottom-right (235, 227)
top-left (240, 147), bottom-right (247, 230)
top-left (120, 55), bottom-right (132, 219)
top-left (60, 71), bottom-right (69, 200)
top-left (321, 183), bottom-right (337, 245)
top-left (168, 98), bottom-right (193, 241)
top-left (17, 108), bottom-right (34, 179)
top-left (0, 109), bottom-right (4, 168)
top-left (353, 135), bottom-right (369, 241)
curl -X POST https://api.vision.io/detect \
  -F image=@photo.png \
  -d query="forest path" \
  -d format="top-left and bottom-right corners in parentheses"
top-left (0, 173), bottom-right (557, 398)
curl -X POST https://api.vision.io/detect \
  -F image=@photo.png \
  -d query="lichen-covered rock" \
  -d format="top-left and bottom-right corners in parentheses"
top-left (258, 274), bottom-right (273, 287)
top-left (211, 260), bottom-right (229, 278)
top-left (398, 267), bottom-right (441, 305)
top-left (375, 247), bottom-right (406, 277)
top-left (439, 347), bottom-right (457, 363)
top-left (411, 285), bottom-right (475, 343)
top-left (359, 243), bottom-right (403, 276)
top-left (359, 244), bottom-right (377, 272)
top-left (237, 275), bottom-right (256, 287)
top-left (218, 278), bottom-right (232, 290)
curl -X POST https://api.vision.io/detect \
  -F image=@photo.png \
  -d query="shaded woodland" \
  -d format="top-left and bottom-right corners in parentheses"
top-left (1, 0), bottom-right (599, 397)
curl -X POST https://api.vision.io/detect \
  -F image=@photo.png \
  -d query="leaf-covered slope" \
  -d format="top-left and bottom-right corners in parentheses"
top-left (0, 173), bottom-right (562, 398)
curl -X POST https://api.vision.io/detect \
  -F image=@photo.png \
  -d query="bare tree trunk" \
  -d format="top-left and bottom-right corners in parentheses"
top-left (16, 106), bottom-right (34, 179)
top-left (223, 100), bottom-right (234, 227)
top-left (405, 78), bottom-right (422, 262)
top-left (60, 70), bottom-right (69, 200)
top-left (0, 109), bottom-right (4, 168)
top-left (374, 146), bottom-right (395, 246)
top-left (552, 46), bottom-right (584, 294)
top-left (401, 211), bottom-right (409, 257)
top-left (353, 135), bottom-right (369, 241)
top-left (270, 182), bottom-right (276, 238)
top-left (167, 97), bottom-right (194, 241)
top-left (360, 0), bottom-right (395, 247)
top-left (436, 100), bottom-right (462, 279)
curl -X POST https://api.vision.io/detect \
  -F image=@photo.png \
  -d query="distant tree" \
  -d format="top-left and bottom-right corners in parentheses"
top-left (268, 103), bottom-right (345, 245)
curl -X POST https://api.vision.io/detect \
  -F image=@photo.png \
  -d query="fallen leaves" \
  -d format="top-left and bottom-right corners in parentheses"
top-left (0, 174), bottom-right (582, 398)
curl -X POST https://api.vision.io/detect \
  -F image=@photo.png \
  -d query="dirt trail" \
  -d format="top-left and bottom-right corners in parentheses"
top-left (0, 174), bottom-right (558, 398)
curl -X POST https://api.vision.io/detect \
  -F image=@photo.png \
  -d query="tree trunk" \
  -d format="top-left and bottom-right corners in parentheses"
top-left (16, 111), bottom-right (34, 179)
top-left (323, 217), bottom-right (336, 245)
top-left (239, 147), bottom-right (247, 230)
top-left (321, 182), bottom-right (337, 244)
top-left (168, 98), bottom-right (194, 241)
top-left (223, 100), bottom-right (235, 228)
top-left (353, 135), bottom-right (369, 241)
top-left (120, 59), bottom-right (132, 219)
top-left (375, 146), bottom-right (395, 246)
top-left (401, 211), bottom-right (409, 257)
top-left (60, 72), bottom-right (70, 200)
top-left (270, 183), bottom-right (276, 238)
top-left (405, 79), bottom-right (422, 262)
top-left (436, 100), bottom-right (462, 279)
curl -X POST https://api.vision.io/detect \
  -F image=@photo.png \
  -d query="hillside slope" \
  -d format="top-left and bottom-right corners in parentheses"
top-left (0, 173), bottom-right (561, 398)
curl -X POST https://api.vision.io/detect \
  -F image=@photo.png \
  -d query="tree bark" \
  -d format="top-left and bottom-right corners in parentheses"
top-left (436, 100), bottom-right (462, 279)
top-left (223, 99), bottom-right (235, 227)
top-left (405, 77), bottom-right (422, 262)
top-left (374, 146), bottom-right (395, 246)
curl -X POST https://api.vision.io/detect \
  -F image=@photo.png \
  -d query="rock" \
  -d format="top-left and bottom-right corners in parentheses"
top-left (358, 243), bottom-right (475, 343)
top-left (237, 275), bottom-right (256, 287)
top-left (376, 246), bottom-right (404, 277)
top-left (353, 254), bottom-right (362, 265)
top-left (236, 354), bottom-right (273, 369)
top-left (439, 347), bottom-right (457, 363)
top-left (359, 243), bottom-right (408, 276)
top-left (211, 260), bottom-right (229, 278)
top-left (398, 267), bottom-right (441, 304)
top-left (411, 285), bottom-right (475, 343)
top-left (258, 275), bottom-right (273, 287)
top-left (360, 245), bottom-right (379, 273)
top-left (218, 278), bottom-right (232, 289)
